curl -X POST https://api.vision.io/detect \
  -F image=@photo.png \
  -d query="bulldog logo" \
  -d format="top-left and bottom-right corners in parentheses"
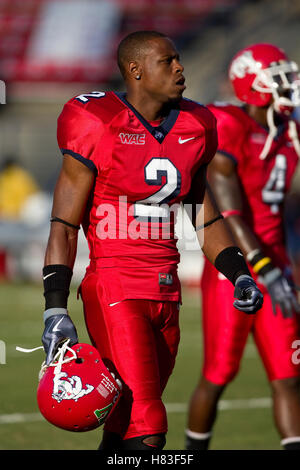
top-left (229, 50), bottom-right (259, 79)
top-left (52, 372), bottom-right (94, 403)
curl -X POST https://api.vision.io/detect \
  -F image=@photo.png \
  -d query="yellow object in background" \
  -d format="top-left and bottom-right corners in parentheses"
top-left (0, 162), bottom-right (39, 220)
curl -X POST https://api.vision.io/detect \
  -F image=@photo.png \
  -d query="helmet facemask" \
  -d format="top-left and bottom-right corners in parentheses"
top-left (252, 60), bottom-right (300, 114)
top-left (255, 62), bottom-right (300, 160)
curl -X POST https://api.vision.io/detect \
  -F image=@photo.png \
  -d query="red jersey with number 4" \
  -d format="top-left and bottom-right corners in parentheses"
top-left (208, 103), bottom-right (299, 267)
top-left (57, 91), bottom-right (217, 302)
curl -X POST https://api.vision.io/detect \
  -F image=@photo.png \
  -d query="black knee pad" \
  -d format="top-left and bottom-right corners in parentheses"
top-left (121, 433), bottom-right (166, 450)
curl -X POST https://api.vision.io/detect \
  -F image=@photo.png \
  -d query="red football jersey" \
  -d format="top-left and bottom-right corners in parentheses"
top-left (57, 91), bottom-right (217, 301)
top-left (208, 103), bottom-right (299, 267)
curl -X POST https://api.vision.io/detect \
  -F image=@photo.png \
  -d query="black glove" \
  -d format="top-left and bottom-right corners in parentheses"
top-left (233, 275), bottom-right (264, 314)
top-left (259, 267), bottom-right (300, 318)
top-left (42, 312), bottom-right (78, 365)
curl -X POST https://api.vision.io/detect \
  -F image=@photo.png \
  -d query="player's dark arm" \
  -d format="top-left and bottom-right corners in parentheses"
top-left (207, 152), bottom-right (261, 255)
top-left (42, 155), bottom-right (95, 365)
top-left (183, 164), bottom-right (263, 314)
top-left (44, 155), bottom-right (95, 267)
top-left (207, 152), bottom-right (300, 317)
top-left (195, 181), bottom-right (237, 264)
top-left (184, 164), bottom-right (244, 262)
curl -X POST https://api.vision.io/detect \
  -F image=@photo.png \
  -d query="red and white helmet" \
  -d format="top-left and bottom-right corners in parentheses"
top-left (229, 43), bottom-right (300, 159)
top-left (37, 341), bottom-right (122, 432)
top-left (229, 43), bottom-right (300, 112)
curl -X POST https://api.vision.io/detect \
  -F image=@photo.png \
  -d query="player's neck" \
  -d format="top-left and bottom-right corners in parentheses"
top-left (125, 91), bottom-right (172, 122)
top-left (245, 104), bottom-right (268, 128)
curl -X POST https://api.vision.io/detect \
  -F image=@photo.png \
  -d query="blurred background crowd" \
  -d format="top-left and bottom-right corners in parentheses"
top-left (0, 0), bottom-right (299, 287)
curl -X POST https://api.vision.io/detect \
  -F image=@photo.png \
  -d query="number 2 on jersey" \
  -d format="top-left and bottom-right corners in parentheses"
top-left (134, 158), bottom-right (181, 219)
top-left (75, 91), bottom-right (105, 103)
top-left (262, 154), bottom-right (287, 214)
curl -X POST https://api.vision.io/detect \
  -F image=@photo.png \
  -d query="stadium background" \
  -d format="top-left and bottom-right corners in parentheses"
top-left (0, 0), bottom-right (300, 450)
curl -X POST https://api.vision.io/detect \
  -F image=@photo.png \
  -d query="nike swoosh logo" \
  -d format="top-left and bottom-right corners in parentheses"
top-left (43, 272), bottom-right (56, 280)
top-left (109, 301), bottom-right (122, 307)
top-left (238, 252), bottom-right (243, 256)
top-left (178, 137), bottom-right (195, 144)
top-left (53, 317), bottom-right (64, 332)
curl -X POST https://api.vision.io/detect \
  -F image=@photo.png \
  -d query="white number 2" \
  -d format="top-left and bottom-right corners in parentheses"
top-left (134, 158), bottom-right (181, 219)
top-left (75, 91), bottom-right (105, 103)
top-left (262, 154), bottom-right (287, 213)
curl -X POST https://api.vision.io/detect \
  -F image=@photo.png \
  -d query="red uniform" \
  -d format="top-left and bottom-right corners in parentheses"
top-left (57, 91), bottom-right (217, 438)
top-left (202, 103), bottom-right (300, 384)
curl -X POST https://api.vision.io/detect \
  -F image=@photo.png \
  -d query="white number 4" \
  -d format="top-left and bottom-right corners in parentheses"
top-left (262, 154), bottom-right (287, 213)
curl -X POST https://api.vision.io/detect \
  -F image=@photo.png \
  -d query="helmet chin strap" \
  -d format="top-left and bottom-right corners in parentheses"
top-left (288, 120), bottom-right (300, 157)
top-left (16, 340), bottom-right (77, 380)
top-left (259, 101), bottom-right (300, 160)
top-left (39, 339), bottom-right (77, 380)
top-left (259, 104), bottom-right (277, 160)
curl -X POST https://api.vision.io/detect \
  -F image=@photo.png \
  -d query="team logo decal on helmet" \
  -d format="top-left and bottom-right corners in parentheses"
top-left (37, 341), bottom-right (122, 432)
top-left (52, 371), bottom-right (94, 403)
top-left (94, 404), bottom-right (114, 426)
top-left (229, 50), bottom-right (258, 80)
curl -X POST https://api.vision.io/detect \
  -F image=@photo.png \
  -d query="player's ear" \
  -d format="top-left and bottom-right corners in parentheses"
top-left (128, 61), bottom-right (142, 81)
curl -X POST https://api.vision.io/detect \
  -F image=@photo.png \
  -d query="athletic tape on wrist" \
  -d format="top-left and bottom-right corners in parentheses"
top-left (43, 308), bottom-right (68, 323)
top-left (246, 248), bottom-right (261, 263)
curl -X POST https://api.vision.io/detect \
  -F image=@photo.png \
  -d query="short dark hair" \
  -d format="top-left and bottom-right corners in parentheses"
top-left (117, 30), bottom-right (167, 78)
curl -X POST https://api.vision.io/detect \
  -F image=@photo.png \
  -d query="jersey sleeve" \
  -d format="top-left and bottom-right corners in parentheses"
top-left (207, 105), bottom-right (245, 164)
top-left (57, 101), bottom-right (104, 173)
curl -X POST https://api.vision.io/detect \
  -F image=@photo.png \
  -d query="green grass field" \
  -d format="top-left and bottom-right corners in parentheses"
top-left (0, 281), bottom-right (280, 450)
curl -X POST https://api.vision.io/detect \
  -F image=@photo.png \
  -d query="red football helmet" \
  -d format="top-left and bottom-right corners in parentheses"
top-left (229, 43), bottom-right (300, 113)
top-left (37, 341), bottom-right (122, 432)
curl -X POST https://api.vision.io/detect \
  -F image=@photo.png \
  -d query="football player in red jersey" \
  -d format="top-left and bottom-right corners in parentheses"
top-left (186, 43), bottom-right (300, 451)
top-left (41, 31), bottom-right (263, 450)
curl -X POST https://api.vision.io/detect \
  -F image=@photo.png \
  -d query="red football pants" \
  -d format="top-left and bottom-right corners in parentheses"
top-left (201, 259), bottom-right (300, 384)
top-left (80, 267), bottom-right (180, 439)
